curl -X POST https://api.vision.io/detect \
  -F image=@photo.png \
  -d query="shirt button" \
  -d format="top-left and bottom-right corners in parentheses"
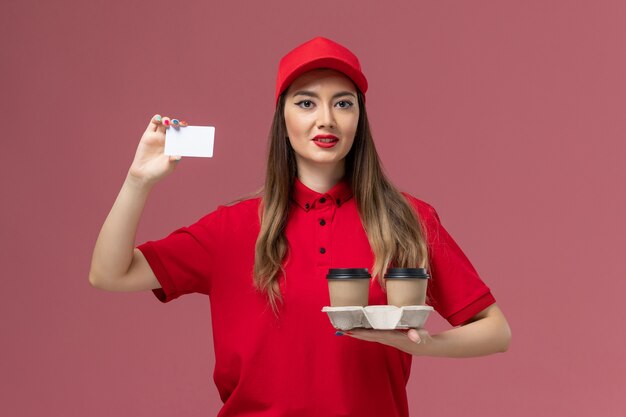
top-left (320, 247), bottom-right (326, 254)
top-left (319, 219), bottom-right (326, 226)
top-left (304, 203), bottom-right (310, 209)
top-left (336, 198), bottom-right (341, 205)
top-left (320, 197), bottom-right (326, 203)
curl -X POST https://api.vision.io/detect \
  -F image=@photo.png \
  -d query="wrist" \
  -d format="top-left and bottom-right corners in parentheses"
top-left (124, 172), bottom-right (155, 194)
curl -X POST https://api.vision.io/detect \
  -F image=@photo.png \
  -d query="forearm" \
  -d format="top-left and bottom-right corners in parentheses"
top-left (415, 315), bottom-right (511, 358)
top-left (89, 172), bottom-right (153, 283)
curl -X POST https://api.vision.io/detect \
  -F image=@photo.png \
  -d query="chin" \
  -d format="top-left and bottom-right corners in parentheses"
top-left (300, 155), bottom-right (344, 166)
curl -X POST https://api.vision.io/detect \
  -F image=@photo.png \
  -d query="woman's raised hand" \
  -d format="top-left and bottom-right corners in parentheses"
top-left (127, 114), bottom-right (187, 187)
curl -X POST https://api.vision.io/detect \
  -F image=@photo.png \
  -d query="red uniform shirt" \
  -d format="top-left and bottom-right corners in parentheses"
top-left (136, 178), bottom-right (496, 417)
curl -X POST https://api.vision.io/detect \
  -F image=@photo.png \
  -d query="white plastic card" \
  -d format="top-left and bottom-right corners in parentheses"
top-left (322, 305), bottom-right (434, 330)
top-left (164, 125), bottom-right (215, 157)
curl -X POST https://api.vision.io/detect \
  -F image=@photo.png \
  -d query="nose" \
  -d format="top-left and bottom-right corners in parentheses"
top-left (317, 102), bottom-right (336, 129)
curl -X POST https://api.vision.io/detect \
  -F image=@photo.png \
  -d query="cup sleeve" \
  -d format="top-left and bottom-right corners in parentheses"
top-left (135, 207), bottom-right (224, 303)
top-left (407, 196), bottom-right (497, 326)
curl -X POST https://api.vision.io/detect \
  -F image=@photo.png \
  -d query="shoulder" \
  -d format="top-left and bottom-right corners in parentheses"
top-left (219, 196), bottom-right (261, 215)
top-left (399, 191), bottom-right (441, 224)
top-left (399, 192), bottom-right (446, 246)
top-left (190, 197), bottom-right (261, 230)
top-left (213, 197), bottom-right (262, 233)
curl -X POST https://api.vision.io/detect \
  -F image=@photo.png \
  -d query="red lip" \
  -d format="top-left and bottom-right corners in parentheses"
top-left (313, 134), bottom-right (339, 141)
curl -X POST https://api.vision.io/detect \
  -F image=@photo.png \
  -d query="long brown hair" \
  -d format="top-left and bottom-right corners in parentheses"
top-left (253, 90), bottom-right (430, 315)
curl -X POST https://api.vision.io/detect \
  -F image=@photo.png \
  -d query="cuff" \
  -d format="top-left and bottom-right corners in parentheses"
top-left (136, 242), bottom-right (180, 303)
top-left (446, 291), bottom-right (496, 327)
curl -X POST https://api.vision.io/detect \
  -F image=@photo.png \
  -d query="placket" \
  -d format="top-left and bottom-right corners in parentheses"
top-left (314, 197), bottom-right (337, 268)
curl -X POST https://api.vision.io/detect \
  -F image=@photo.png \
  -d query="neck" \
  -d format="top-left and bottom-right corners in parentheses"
top-left (296, 159), bottom-right (345, 193)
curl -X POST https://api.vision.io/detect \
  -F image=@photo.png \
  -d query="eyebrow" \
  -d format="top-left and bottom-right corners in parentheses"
top-left (291, 90), bottom-right (357, 99)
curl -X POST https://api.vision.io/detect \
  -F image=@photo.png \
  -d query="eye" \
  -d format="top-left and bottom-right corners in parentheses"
top-left (295, 100), bottom-right (314, 109)
top-left (336, 100), bottom-right (354, 109)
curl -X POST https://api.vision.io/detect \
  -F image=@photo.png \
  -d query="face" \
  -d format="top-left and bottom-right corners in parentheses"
top-left (284, 69), bottom-right (359, 174)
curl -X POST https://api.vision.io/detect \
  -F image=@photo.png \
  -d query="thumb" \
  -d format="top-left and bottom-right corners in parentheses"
top-left (169, 155), bottom-right (182, 163)
top-left (407, 329), bottom-right (421, 344)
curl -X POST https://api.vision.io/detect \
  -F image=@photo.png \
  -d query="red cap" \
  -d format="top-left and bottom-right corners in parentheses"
top-left (275, 36), bottom-right (368, 106)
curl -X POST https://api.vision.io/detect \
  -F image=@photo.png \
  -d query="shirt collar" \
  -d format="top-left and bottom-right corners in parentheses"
top-left (291, 177), bottom-right (353, 211)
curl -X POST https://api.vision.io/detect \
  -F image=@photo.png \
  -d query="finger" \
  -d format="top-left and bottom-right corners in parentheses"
top-left (171, 118), bottom-right (181, 129)
top-left (343, 330), bottom-right (367, 339)
top-left (407, 329), bottom-right (421, 344)
top-left (346, 330), bottom-right (384, 342)
top-left (146, 114), bottom-right (162, 133)
top-left (158, 117), bottom-right (171, 134)
top-left (169, 155), bottom-right (182, 163)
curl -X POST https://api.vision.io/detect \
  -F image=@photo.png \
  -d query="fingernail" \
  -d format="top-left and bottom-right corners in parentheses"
top-left (335, 331), bottom-right (344, 336)
top-left (180, 120), bottom-right (188, 126)
top-left (172, 119), bottom-right (180, 125)
top-left (164, 119), bottom-right (170, 126)
top-left (155, 115), bottom-right (162, 121)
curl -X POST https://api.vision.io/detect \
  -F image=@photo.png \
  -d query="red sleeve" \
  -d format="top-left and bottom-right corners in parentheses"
top-left (403, 193), bottom-right (496, 326)
top-left (136, 206), bottom-right (224, 303)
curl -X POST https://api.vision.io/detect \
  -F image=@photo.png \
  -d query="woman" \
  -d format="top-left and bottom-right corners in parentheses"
top-left (89, 36), bottom-right (511, 417)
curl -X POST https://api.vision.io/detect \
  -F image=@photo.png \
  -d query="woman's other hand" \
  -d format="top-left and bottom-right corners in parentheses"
top-left (127, 114), bottom-right (187, 187)
top-left (340, 328), bottom-right (432, 356)
top-left (343, 305), bottom-right (512, 357)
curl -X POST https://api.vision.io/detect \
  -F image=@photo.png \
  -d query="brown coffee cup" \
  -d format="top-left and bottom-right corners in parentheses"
top-left (384, 268), bottom-right (430, 307)
top-left (326, 268), bottom-right (371, 306)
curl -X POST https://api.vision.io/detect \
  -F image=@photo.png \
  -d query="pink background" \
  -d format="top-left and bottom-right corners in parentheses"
top-left (2, 1), bottom-right (625, 416)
